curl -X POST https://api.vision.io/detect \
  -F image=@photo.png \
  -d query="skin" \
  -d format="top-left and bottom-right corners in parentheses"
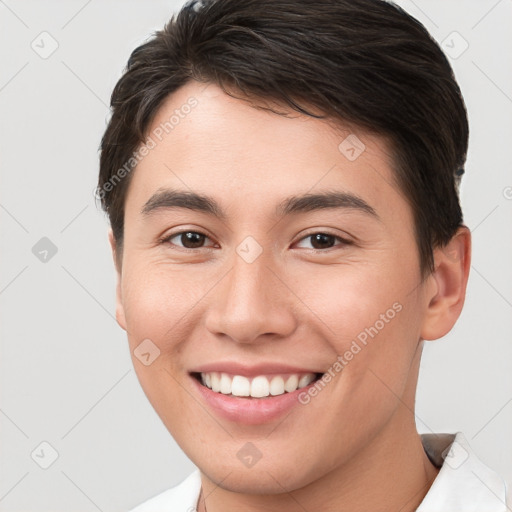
top-left (109, 80), bottom-right (471, 511)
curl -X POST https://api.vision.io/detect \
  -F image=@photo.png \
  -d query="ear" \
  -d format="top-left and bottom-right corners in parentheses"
top-left (420, 226), bottom-right (471, 341)
top-left (108, 229), bottom-right (127, 331)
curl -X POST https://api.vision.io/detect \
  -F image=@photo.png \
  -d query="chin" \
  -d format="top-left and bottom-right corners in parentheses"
top-left (206, 465), bottom-right (313, 495)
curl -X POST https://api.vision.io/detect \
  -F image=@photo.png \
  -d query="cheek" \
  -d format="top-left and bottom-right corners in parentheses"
top-left (298, 260), bottom-right (422, 393)
top-left (299, 263), bottom-right (406, 341)
top-left (120, 262), bottom-right (206, 349)
top-left (120, 264), bottom-right (200, 429)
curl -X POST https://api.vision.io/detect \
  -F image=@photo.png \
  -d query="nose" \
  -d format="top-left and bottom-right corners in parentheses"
top-left (203, 247), bottom-right (298, 345)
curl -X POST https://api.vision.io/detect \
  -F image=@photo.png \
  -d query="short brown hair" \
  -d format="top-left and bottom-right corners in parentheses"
top-left (98, 0), bottom-right (469, 278)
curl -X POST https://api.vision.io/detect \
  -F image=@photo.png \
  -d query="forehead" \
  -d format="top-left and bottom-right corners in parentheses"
top-left (125, 80), bottom-right (408, 226)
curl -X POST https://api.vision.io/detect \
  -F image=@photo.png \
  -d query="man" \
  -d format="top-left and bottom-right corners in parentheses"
top-left (97, 0), bottom-right (510, 510)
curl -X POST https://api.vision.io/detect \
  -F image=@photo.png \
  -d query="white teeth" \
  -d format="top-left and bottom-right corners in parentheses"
top-left (298, 374), bottom-right (315, 388)
top-left (269, 376), bottom-right (285, 396)
top-left (284, 374), bottom-right (299, 392)
top-left (198, 371), bottom-right (318, 397)
top-left (251, 376), bottom-right (270, 397)
top-left (211, 372), bottom-right (221, 392)
top-left (231, 375), bottom-right (250, 397)
top-left (219, 373), bottom-right (232, 394)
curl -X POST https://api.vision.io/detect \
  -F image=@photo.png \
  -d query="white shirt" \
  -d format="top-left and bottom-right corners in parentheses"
top-left (129, 432), bottom-right (511, 511)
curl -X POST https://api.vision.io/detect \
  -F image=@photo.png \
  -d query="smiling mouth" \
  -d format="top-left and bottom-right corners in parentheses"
top-left (191, 371), bottom-right (324, 398)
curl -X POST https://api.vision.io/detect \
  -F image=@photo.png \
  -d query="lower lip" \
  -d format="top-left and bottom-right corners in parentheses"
top-left (190, 374), bottom-right (319, 425)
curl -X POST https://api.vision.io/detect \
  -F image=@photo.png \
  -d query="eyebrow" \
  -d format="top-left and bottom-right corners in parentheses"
top-left (141, 188), bottom-right (379, 221)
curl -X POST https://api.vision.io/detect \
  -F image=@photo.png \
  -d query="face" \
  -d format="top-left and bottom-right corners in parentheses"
top-left (112, 80), bottom-right (440, 493)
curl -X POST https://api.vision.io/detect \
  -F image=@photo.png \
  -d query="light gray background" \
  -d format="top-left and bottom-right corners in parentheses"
top-left (0, 0), bottom-right (511, 510)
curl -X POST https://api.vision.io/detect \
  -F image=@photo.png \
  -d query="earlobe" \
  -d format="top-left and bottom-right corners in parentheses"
top-left (108, 229), bottom-right (127, 331)
top-left (420, 226), bottom-right (471, 341)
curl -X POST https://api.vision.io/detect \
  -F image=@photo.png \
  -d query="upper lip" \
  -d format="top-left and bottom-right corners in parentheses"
top-left (189, 362), bottom-right (323, 377)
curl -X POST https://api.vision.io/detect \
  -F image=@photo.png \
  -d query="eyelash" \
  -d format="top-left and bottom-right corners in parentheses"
top-left (159, 230), bottom-right (353, 252)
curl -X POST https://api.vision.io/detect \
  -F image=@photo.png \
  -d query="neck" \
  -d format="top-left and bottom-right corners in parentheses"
top-left (197, 416), bottom-right (440, 512)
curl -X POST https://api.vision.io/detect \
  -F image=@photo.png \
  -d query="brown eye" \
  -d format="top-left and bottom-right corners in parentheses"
top-left (295, 232), bottom-right (351, 251)
top-left (163, 231), bottom-right (213, 249)
top-left (309, 233), bottom-right (336, 249)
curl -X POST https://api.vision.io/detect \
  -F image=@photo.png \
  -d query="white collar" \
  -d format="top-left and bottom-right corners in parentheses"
top-left (417, 431), bottom-right (509, 511)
